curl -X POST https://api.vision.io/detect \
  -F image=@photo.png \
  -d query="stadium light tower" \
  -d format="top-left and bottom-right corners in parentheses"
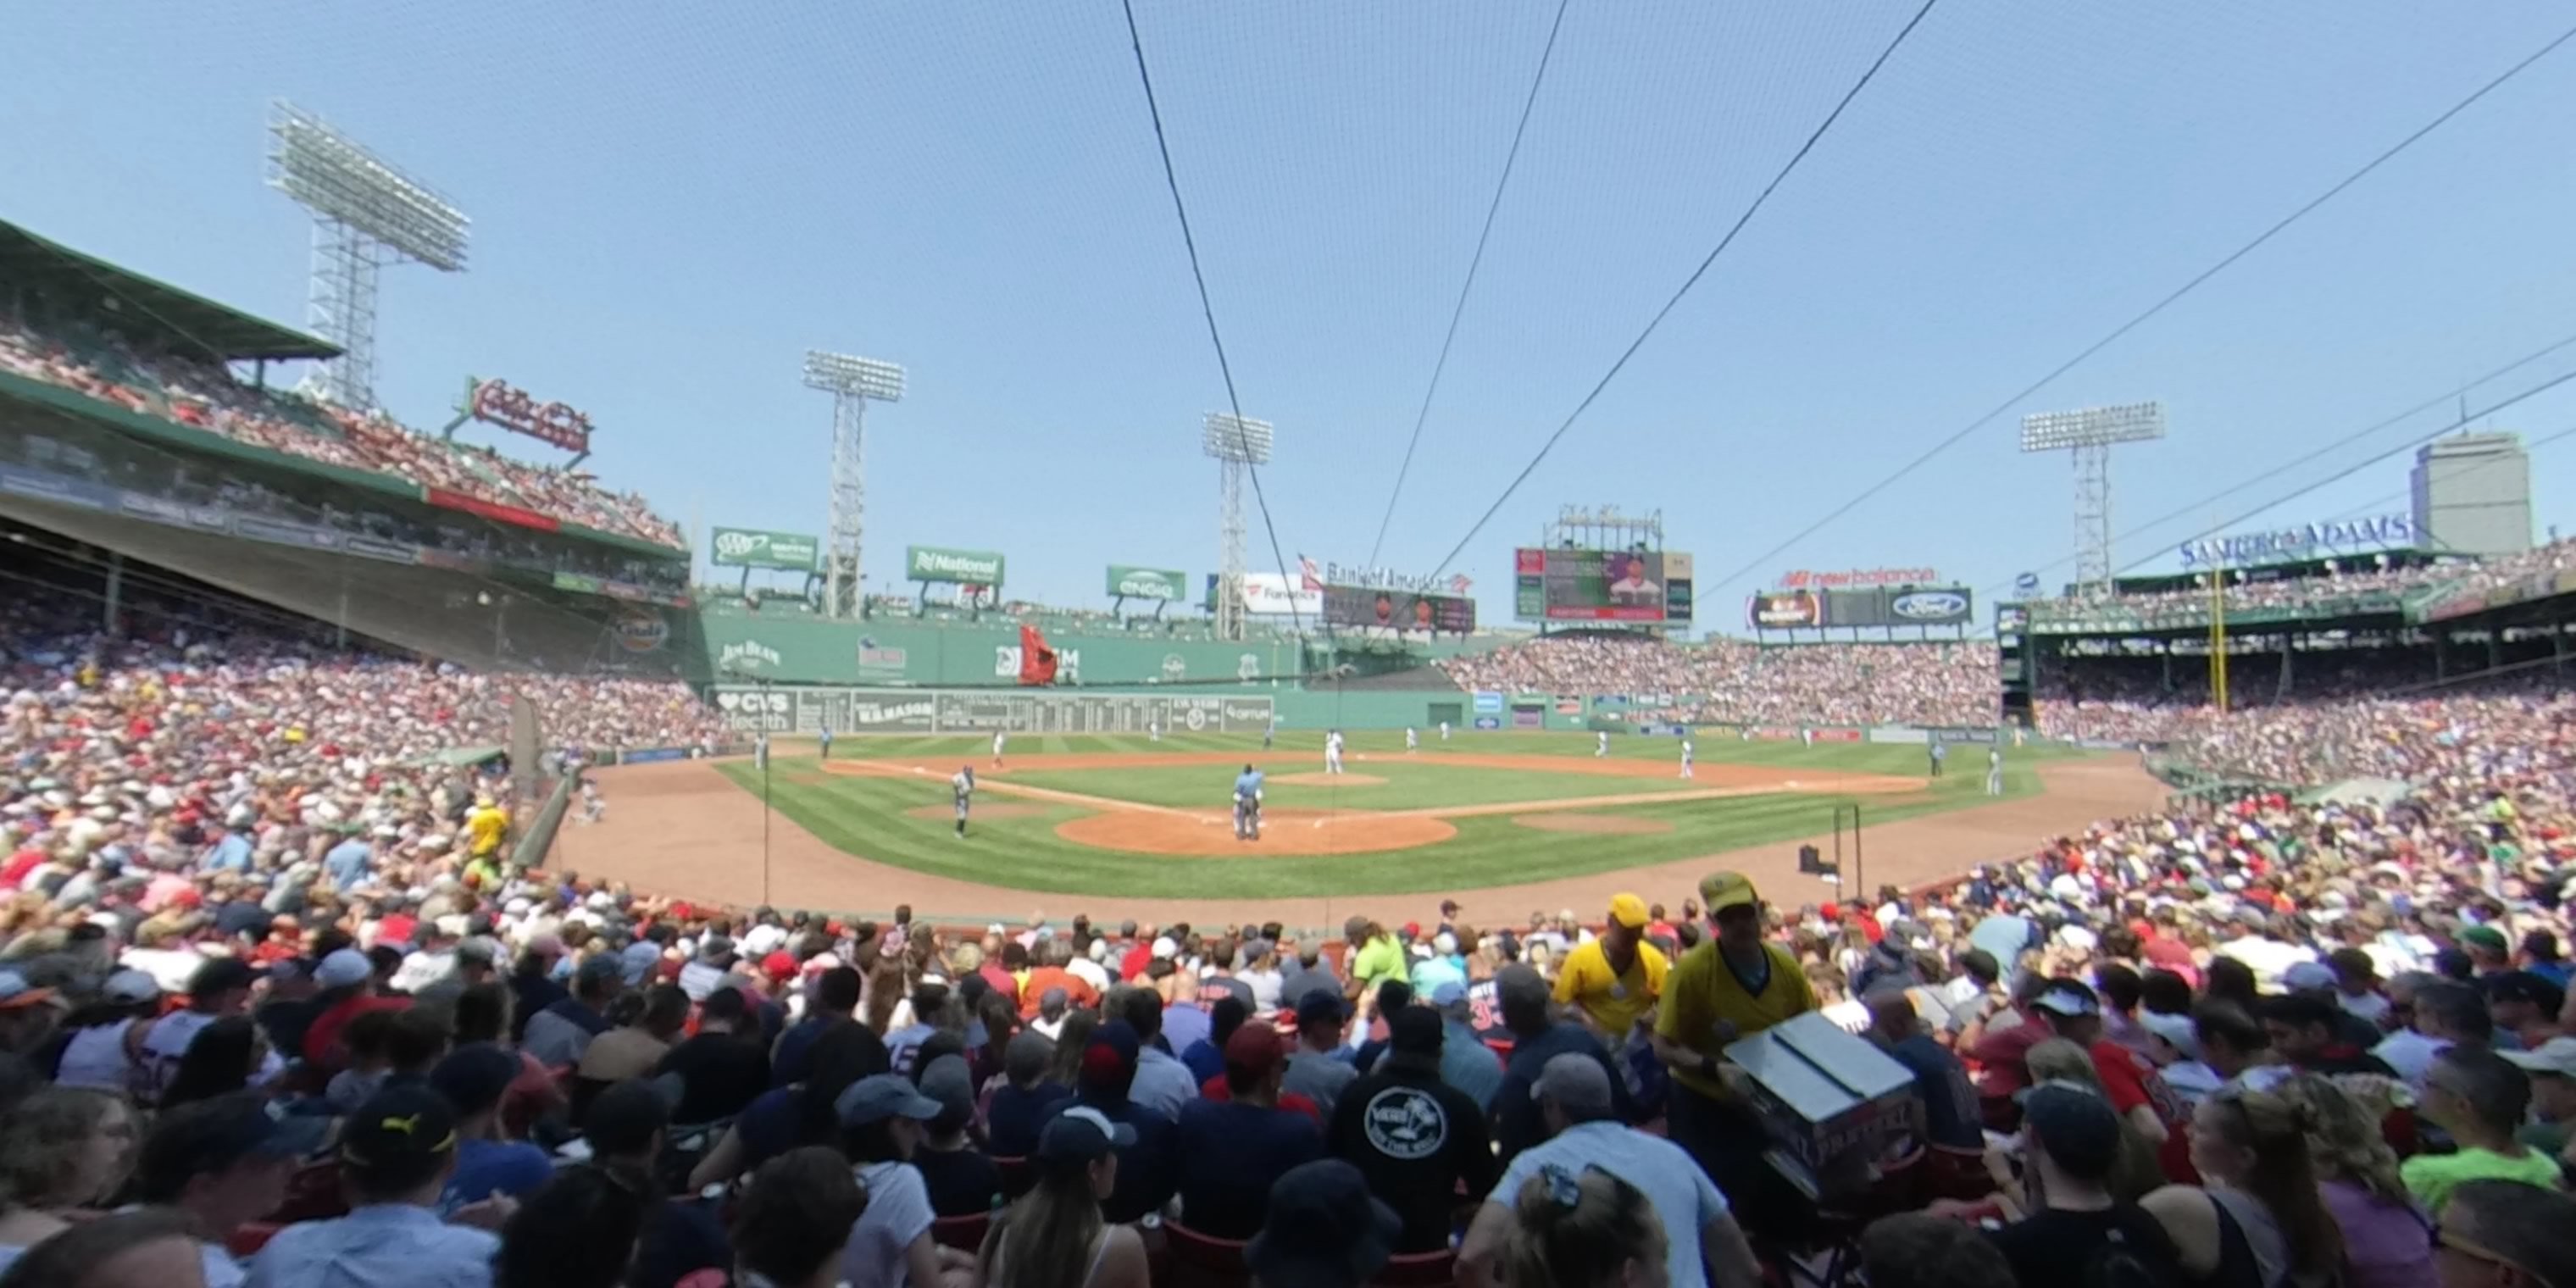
top-left (265, 101), bottom-right (469, 410)
top-left (1202, 412), bottom-right (1274, 642)
top-left (2021, 402), bottom-right (2166, 600)
top-left (804, 350), bottom-right (906, 619)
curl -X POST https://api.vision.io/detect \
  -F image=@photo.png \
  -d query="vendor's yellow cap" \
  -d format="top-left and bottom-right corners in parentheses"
top-left (1698, 870), bottom-right (1759, 913)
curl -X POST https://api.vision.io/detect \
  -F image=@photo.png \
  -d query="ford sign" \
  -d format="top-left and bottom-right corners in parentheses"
top-left (1890, 591), bottom-right (1969, 622)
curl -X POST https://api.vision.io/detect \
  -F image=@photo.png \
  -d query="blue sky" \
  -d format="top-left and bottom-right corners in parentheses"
top-left (7, 2), bottom-right (2574, 630)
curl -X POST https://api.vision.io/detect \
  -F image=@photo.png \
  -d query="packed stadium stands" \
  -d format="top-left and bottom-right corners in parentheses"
top-left (0, 532), bottom-right (2570, 1285)
top-left (0, 309), bottom-right (684, 549)
top-left (1436, 634), bottom-right (2001, 726)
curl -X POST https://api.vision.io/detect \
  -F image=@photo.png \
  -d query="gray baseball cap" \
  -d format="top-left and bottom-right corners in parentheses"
top-left (835, 1073), bottom-right (942, 1128)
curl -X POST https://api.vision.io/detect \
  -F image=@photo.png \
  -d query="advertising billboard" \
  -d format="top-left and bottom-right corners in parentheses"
top-left (1107, 565), bottom-right (1187, 601)
top-left (1320, 584), bottom-right (1476, 633)
top-left (1206, 572), bottom-right (1324, 618)
top-left (906, 546), bottom-right (1006, 586)
top-left (1746, 586), bottom-right (1973, 629)
top-left (710, 527), bottom-right (821, 571)
top-left (1514, 547), bottom-right (1694, 622)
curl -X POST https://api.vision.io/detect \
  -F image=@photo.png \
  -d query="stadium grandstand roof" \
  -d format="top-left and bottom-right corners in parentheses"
top-left (0, 219), bottom-right (341, 363)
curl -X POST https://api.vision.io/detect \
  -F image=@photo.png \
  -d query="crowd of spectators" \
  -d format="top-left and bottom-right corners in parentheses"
top-left (2024, 538), bottom-right (2576, 628)
top-left (0, 547), bottom-right (2573, 1285)
top-left (1437, 636), bottom-right (2001, 727)
top-left (0, 312), bottom-right (685, 550)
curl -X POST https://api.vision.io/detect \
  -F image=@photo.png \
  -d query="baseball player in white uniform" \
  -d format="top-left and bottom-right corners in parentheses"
top-left (991, 730), bottom-right (1008, 768)
top-left (1149, 719), bottom-right (1161, 743)
top-left (1986, 747), bottom-right (2005, 796)
top-left (1405, 727), bottom-right (1418, 753)
top-left (1439, 720), bottom-right (1450, 742)
top-left (1324, 730), bottom-right (1346, 774)
top-left (1679, 738), bottom-right (1695, 780)
top-left (1802, 728), bottom-right (1814, 749)
top-left (951, 766), bottom-right (974, 837)
top-left (1596, 730), bottom-right (1609, 758)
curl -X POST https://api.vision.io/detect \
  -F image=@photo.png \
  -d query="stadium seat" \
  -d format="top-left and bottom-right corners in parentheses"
top-left (1370, 1248), bottom-right (1457, 1288)
top-left (994, 1155), bottom-right (1034, 1199)
top-left (1925, 1143), bottom-right (1998, 1202)
top-left (931, 1212), bottom-right (991, 1253)
top-left (1163, 1221), bottom-right (1252, 1288)
top-left (227, 1222), bottom-right (285, 1257)
top-left (267, 1159), bottom-right (348, 1224)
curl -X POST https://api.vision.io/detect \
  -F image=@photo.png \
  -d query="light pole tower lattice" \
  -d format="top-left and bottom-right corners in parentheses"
top-left (265, 101), bottom-right (470, 411)
top-left (1203, 412), bottom-right (1274, 642)
top-left (804, 351), bottom-right (906, 619)
top-left (2020, 402), bottom-right (2166, 600)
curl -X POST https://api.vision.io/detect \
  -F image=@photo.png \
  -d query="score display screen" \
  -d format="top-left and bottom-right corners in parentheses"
top-left (1320, 584), bottom-right (1476, 633)
top-left (1514, 547), bottom-right (1692, 622)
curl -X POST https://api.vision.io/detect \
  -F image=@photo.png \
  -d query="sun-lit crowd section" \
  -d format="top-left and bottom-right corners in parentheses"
top-left (0, 310), bottom-right (685, 548)
top-left (0, 547), bottom-right (2569, 1286)
top-left (1437, 635), bottom-right (2001, 727)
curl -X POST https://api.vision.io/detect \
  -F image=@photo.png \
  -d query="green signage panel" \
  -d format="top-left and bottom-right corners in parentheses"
top-left (1107, 565), bottom-right (1187, 601)
top-left (907, 545), bottom-right (1006, 586)
top-left (710, 526), bottom-right (821, 571)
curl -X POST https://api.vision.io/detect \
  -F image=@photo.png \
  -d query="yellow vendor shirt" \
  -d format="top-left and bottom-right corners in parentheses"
top-left (1553, 937), bottom-right (1669, 1035)
top-left (1655, 938), bottom-right (1815, 1100)
top-left (465, 805), bottom-right (510, 858)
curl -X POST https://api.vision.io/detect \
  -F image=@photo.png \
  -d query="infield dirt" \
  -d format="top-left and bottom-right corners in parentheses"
top-left (553, 751), bottom-right (2164, 928)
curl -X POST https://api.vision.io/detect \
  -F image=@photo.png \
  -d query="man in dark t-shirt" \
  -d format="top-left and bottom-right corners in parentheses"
top-left (1327, 1007), bottom-right (1498, 1252)
top-left (653, 986), bottom-right (771, 1124)
top-left (1175, 1025), bottom-right (1323, 1236)
top-left (1983, 1084), bottom-right (2184, 1286)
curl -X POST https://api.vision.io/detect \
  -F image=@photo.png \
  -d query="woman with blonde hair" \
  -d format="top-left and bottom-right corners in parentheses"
top-left (2273, 1073), bottom-right (2437, 1288)
top-left (2026, 1038), bottom-right (2166, 1202)
top-left (0, 1086), bottom-right (140, 1270)
top-left (1502, 1162), bottom-right (1672, 1288)
top-left (978, 1108), bottom-right (1147, 1288)
top-left (2144, 1083), bottom-right (2346, 1288)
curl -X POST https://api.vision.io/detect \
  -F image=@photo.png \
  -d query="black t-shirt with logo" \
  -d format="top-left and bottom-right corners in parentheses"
top-left (1984, 1204), bottom-right (2184, 1288)
top-left (1324, 1058), bottom-right (1500, 1252)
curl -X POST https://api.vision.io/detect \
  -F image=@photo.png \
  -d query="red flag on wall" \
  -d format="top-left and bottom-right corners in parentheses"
top-left (1018, 623), bottom-right (1059, 686)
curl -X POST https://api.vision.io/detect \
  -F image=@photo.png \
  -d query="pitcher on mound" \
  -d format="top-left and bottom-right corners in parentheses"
top-left (1324, 729), bottom-right (1346, 775)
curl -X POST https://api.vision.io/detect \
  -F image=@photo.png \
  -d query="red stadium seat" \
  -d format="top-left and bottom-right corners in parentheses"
top-left (1926, 1144), bottom-right (2000, 1202)
top-left (1370, 1248), bottom-right (1457, 1288)
top-left (932, 1212), bottom-right (991, 1253)
top-left (1163, 1221), bottom-right (1252, 1288)
top-left (994, 1155), bottom-right (1034, 1200)
top-left (227, 1222), bottom-right (284, 1257)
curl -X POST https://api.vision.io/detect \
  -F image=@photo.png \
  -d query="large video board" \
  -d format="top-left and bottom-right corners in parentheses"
top-left (1515, 548), bottom-right (1694, 623)
top-left (1321, 584), bottom-right (1477, 633)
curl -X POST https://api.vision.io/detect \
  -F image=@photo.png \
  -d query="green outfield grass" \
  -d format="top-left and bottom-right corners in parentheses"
top-left (714, 730), bottom-right (2079, 898)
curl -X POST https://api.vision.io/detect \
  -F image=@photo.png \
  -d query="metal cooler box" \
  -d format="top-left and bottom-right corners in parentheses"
top-left (1724, 1011), bottom-right (1918, 1195)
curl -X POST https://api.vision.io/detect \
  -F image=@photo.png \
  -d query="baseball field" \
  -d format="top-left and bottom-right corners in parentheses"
top-left (553, 730), bottom-right (2167, 928)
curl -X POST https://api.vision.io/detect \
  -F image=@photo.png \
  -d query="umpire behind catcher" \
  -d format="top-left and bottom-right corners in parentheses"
top-left (1233, 763), bottom-right (1264, 841)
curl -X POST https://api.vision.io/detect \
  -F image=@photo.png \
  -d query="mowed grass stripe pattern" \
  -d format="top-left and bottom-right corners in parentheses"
top-left (719, 732), bottom-right (2055, 898)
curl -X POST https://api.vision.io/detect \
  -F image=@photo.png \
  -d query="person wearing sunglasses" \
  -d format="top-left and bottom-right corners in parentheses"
top-left (2434, 1180), bottom-right (2576, 1288)
top-left (2403, 1047), bottom-right (2562, 1219)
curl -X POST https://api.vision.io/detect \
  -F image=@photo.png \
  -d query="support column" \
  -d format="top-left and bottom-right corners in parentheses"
top-left (101, 553), bottom-right (123, 636)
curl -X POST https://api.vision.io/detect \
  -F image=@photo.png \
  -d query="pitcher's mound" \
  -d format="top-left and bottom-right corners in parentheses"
top-left (1512, 813), bottom-right (1674, 836)
top-left (902, 803), bottom-right (1052, 822)
top-left (1268, 772), bottom-right (1386, 787)
top-left (1055, 808), bottom-right (1452, 856)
